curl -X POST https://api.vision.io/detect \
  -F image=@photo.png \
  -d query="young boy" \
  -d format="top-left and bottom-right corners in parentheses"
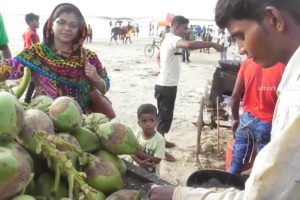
top-left (23, 13), bottom-right (40, 49)
top-left (131, 103), bottom-right (165, 176)
top-left (22, 13), bottom-right (40, 103)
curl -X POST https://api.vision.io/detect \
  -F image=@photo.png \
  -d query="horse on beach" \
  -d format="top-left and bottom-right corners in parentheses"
top-left (110, 25), bottom-right (135, 45)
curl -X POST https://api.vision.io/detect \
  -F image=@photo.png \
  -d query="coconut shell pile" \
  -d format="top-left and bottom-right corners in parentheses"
top-left (0, 90), bottom-right (142, 200)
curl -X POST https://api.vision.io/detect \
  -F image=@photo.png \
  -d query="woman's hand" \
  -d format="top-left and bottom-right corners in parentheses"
top-left (84, 61), bottom-right (99, 83)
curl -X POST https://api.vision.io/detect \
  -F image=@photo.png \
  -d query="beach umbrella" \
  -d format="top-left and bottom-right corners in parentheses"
top-left (157, 20), bottom-right (170, 27)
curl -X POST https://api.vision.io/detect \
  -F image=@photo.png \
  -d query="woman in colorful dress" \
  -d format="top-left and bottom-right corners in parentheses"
top-left (0, 3), bottom-right (110, 113)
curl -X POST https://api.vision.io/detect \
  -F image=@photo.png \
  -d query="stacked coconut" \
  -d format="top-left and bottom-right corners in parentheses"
top-left (0, 91), bottom-right (141, 200)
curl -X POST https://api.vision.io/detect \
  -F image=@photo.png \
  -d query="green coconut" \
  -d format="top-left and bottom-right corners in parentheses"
top-left (94, 122), bottom-right (139, 155)
top-left (19, 109), bottom-right (55, 152)
top-left (0, 91), bottom-right (25, 143)
top-left (89, 190), bottom-right (106, 200)
top-left (1, 141), bottom-right (34, 170)
top-left (95, 150), bottom-right (127, 175)
top-left (35, 172), bottom-right (68, 199)
top-left (84, 154), bottom-right (124, 194)
top-left (71, 127), bottom-right (102, 152)
top-left (83, 113), bottom-right (110, 132)
top-left (29, 95), bottom-right (53, 112)
top-left (0, 147), bottom-right (32, 199)
top-left (12, 194), bottom-right (36, 200)
top-left (49, 96), bottom-right (83, 132)
top-left (106, 190), bottom-right (141, 200)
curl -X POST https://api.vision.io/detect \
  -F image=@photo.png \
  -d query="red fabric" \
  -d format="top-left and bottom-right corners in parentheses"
top-left (238, 58), bottom-right (285, 122)
top-left (22, 28), bottom-right (40, 49)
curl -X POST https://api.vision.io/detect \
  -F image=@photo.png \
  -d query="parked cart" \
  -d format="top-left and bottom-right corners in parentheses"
top-left (196, 58), bottom-right (241, 159)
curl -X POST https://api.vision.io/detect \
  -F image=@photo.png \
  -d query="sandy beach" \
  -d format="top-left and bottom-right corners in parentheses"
top-left (83, 37), bottom-right (233, 185)
top-left (10, 36), bottom-right (233, 186)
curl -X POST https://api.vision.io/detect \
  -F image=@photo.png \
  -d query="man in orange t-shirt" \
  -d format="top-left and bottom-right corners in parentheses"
top-left (229, 58), bottom-right (285, 174)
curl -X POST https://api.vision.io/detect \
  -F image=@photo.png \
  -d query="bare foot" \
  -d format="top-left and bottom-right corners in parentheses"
top-left (164, 152), bottom-right (176, 162)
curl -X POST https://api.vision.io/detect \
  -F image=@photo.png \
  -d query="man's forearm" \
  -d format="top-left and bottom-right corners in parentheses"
top-left (189, 41), bottom-right (219, 50)
top-left (231, 98), bottom-right (240, 121)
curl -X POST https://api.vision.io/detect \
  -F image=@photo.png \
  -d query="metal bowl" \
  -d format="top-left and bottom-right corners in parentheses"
top-left (187, 169), bottom-right (248, 190)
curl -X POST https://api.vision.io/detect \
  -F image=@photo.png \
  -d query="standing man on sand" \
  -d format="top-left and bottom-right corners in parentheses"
top-left (149, 0), bottom-right (300, 199)
top-left (155, 15), bottom-right (222, 162)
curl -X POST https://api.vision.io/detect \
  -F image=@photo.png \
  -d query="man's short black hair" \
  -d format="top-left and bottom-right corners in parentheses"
top-left (171, 15), bottom-right (189, 27)
top-left (137, 103), bottom-right (157, 120)
top-left (215, 0), bottom-right (300, 29)
top-left (25, 13), bottom-right (39, 25)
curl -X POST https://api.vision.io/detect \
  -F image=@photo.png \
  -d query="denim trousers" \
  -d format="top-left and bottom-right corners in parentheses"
top-left (229, 112), bottom-right (271, 174)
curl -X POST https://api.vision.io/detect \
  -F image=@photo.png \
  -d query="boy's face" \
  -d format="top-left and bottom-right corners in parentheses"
top-left (30, 19), bottom-right (40, 29)
top-left (138, 113), bottom-right (158, 136)
top-left (227, 8), bottom-right (289, 68)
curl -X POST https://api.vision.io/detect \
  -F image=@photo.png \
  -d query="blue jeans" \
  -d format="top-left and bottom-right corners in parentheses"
top-left (229, 112), bottom-right (271, 174)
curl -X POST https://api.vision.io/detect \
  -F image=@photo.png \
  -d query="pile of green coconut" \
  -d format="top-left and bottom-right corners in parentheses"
top-left (0, 90), bottom-right (141, 200)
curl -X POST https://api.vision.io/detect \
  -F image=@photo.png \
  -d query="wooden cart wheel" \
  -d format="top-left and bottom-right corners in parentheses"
top-left (196, 97), bottom-right (205, 155)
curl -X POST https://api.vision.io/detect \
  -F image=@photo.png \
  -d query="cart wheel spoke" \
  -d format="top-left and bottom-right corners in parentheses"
top-left (144, 44), bottom-right (155, 57)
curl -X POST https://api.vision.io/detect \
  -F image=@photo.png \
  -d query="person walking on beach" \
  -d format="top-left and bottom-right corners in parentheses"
top-left (182, 26), bottom-right (195, 62)
top-left (0, 13), bottom-right (11, 59)
top-left (22, 12), bottom-right (40, 103)
top-left (218, 29), bottom-right (230, 60)
top-left (86, 24), bottom-right (93, 43)
top-left (155, 15), bottom-right (222, 162)
top-left (135, 24), bottom-right (139, 38)
top-left (0, 3), bottom-right (110, 114)
top-left (159, 25), bottom-right (171, 42)
top-left (149, 0), bottom-right (300, 199)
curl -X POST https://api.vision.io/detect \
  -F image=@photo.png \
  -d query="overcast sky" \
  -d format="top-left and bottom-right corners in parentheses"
top-left (1, 0), bottom-right (218, 19)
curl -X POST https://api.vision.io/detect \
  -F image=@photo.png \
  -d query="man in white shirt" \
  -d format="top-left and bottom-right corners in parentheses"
top-left (150, 0), bottom-right (300, 199)
top-left (219, 29), bottom-right (230, 60)
top-left (155, 15), bottom-right (222, 161)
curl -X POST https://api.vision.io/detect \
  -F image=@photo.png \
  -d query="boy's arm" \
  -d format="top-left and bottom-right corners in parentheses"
top-left (150, 135), bottom-right (165, 164)
top-left (149, 157), bottom-right (161, 164)
top-left (135, 146), bottom-right (161, 164)
top-left (131, 155), bottom-right (155, 169)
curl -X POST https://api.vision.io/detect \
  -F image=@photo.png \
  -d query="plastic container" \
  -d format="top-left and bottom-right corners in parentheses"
top-left (225, 138), bottom-right (256, 172)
